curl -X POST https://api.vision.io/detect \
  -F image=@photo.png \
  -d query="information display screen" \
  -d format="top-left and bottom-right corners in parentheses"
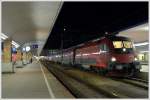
top-left (32, 44), bottom-right (38, 49)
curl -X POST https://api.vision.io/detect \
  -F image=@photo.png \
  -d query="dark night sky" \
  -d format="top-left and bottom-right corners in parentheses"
top-left (43, 2), bottom-right (148, 52)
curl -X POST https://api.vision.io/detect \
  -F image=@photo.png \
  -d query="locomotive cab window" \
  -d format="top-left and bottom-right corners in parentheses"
top-left (113, 41), bottom-right (133, 48)
top-left (113, 41), bottom-right (123, 48)
top-left (123, 41), bottom-right (133, 48)
top-left (113, 40), bottom-right (133, 53)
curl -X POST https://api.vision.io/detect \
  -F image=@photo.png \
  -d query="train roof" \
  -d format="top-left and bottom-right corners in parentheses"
top-left (62, 35), bottom-right (132, 51)
top-left (106, 35), bottom-right (131, 41)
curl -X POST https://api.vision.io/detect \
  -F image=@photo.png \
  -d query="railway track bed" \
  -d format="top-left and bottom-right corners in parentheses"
top-left (111, 77), bottom-right (148, 89)
top-left (41, 61), bottom-right (108, 98)
top-left (41, 60), bottom-right (148, 98)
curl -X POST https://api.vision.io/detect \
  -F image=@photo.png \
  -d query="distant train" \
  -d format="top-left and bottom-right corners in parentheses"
top-left (49, 35), bottom-right (141, 76)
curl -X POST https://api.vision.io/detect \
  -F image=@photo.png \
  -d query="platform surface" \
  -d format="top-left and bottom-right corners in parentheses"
top-left (2, 61), bottom-right (73, 98)
top-left (140, 65), bottom-right (149, 72)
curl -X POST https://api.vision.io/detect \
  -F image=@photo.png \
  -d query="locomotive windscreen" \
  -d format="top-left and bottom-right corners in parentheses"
top-left (112, 40), bottom-right (134, 54)
top-left (123, 41), bottom-right (133, 48)
top-left (113, 41), bottom-right (133, 49)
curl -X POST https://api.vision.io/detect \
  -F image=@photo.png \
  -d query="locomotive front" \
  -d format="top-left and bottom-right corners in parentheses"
top-left (108, 36), bottom-right (141, 76)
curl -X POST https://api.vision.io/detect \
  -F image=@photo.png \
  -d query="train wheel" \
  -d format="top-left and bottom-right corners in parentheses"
top-left (97, 68), bottom-right (106, 76)
top-left (102, 70), bottom-right (107, 76)
top-left (100, 69), bottom-right (106, 75)
top-left (90, 66), bottom-right (94, 71)
top-left (95, 67), bottom-right (100, 73)
top-left (128, 68), bottom-right (138, 77)
top-left (132, 69), bottom-right (140, 77)
top-left (90, 66), bottom-right (107, 75)
top-left (91, 66), bottom-right (100, 73)
top-left (90, 66), bottom-right (96, 72)
top-left (91, 66), bottom-right (99, 73)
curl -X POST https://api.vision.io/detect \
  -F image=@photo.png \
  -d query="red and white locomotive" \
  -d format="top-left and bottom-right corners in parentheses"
top-left (50, 35), bottom-right (141, 76)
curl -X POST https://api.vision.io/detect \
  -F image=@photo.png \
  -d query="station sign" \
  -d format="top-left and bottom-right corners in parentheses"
top-left (32, 44), bottom-right (38, 49)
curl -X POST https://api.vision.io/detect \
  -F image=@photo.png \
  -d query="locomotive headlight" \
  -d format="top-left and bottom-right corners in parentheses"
top-left (123, 48), bottom-right (126, 52)
top-left (134, 57), bottom-right (138, 61)
top-left (111, 57), bottom-right (116, 62)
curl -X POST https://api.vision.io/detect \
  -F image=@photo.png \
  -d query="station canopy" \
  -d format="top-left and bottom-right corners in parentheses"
top-left (43, 2), bottom-right (148, 52)
top-left (2, 2), bottom-right (62, 55)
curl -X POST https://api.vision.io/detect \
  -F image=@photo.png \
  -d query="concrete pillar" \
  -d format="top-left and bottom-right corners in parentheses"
top-left (15, 50), bottom-right (23, 67)
top-left (2, 38), bottom-right (13, 72)
top-left (27, 52), bottom-right (32, 64)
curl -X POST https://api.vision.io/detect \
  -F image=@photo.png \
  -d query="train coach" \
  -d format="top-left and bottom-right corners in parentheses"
top-left (49, 35), bottom-right (141, 76)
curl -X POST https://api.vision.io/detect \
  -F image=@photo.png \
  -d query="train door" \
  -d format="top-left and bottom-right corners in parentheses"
top-left (99, 44), bottom-right (109, 68)
top-left (104, 44), bottom-right (110, 67)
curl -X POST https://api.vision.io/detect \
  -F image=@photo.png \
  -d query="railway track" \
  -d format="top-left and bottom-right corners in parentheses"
top-left (40, 60), bottom-right (148, 98)
top-left (70, 64), bottom-right (148, 90)
top-left (41, 61), bottom-right (109, 98)
top-left (126, 77), bottom-right (148, 83)
top-left (71, 63), bottom-right (148, 90)
top-left (111, 77), bottom-right (148, 90)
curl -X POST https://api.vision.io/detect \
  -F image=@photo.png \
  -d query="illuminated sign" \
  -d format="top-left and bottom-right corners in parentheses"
top-left (32, 44), bottom-right (38, 48)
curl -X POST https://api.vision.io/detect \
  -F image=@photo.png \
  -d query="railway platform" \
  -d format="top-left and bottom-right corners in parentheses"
top-left (2, 61), bottom-right (74, 99)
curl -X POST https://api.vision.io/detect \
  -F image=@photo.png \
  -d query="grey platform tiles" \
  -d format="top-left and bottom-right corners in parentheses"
top-left (2, 61), bottom-right (74, 99)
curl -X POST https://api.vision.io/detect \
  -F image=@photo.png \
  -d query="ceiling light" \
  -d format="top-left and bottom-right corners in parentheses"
top-left (0, 33), bottom-right (20, 48)
top-left (134, 42), bottom-right (149, 47)
top-left (140, 51), bottom-right (149, 53)
top-left (12, 40), bottom-right (20, 48)
top-left (0, 33), bottom-right (8, 40)
top-left (140, 26), bottom-right (149, 31)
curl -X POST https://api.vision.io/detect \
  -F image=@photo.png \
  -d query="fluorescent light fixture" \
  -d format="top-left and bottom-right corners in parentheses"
top-left (134, 42), bottom-right (149, 47)
top-left (140, 26), bottom-right (149, 31)
top-left (140, 51), bottom-right (149, 53)
top-left (0, 33), bottom-right (8, 40)
top-left (0, 33), bottom-right (20, 48)
top-left (12, 40), bottom-right (20, 48)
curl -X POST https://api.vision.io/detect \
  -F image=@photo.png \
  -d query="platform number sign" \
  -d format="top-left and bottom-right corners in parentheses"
top-left (32, 44), bottom-right (38, 49)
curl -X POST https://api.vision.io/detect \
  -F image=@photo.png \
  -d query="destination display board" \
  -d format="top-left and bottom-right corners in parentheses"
top-left (32, 44), bottom-right (38, 49)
